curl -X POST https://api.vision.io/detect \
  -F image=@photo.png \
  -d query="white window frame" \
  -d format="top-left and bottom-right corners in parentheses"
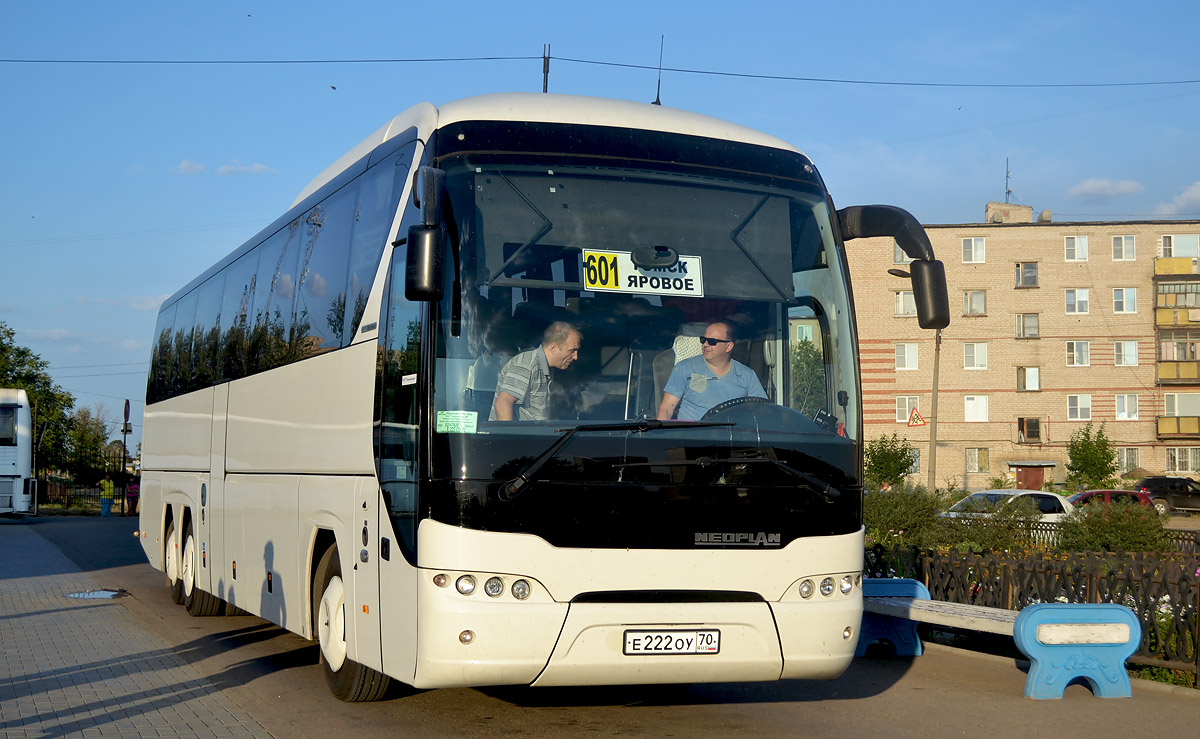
top-left (1115, 394), bottom-right (1138, 420)
top-left (1066, 288), bottom-right (1090, 314)
top-left (895, 291), bottom-right (916, 317)
top-left (1117, 447), bottom-right (1139, 474)
top-left (965, 447), bottom-right (989, 474)
top-left (895, 343), bottom-right (918, 370)
top-left (896, 396), bottom-right (920, 423)
top-left (1066, 340), bottom-right (1090, 367)
top-left (1165, 393), bottom-right (1177, 416)
top-left (962, 237), bottom-right (986, 264)
top-left (1016, 313), bottom-right (1039, 338)
top-left (963, 290), bottom-right (986, 316)
top-left (964, 395), bottom-right (989, 422)
top-left (1113, 235), bottom-right (1135, 261)
top-left (1166, 447), bottom-right (1200, 472)
top-left (1113, 288), bottom-right (1137, 314)
top-left (1068, 394), bottom-right (1092, 420)
top-left (796, 325), bottom-right (813, 342)
top-left (1018, 366), bottom-right (1040, 391)
top-left (1065, 235), bottom-right (1088, 262)
top-left (964, 342), bottom-right (988, 370)
top-left (1114, 341), bottom-right (1139, 366)
top-left (893, 240), bottom-right (915, 264)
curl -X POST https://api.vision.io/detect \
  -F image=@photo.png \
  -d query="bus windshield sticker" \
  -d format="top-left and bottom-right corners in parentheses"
top-left (402, 374), bottom-right (417, 386)
top-left (436, 411), bottom-right (478, 434)
top-left (583, 250), bottom-right (704, 298)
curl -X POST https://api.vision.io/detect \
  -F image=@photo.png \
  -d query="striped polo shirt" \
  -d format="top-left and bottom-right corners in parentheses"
top-left (489, 345), bottom-right (552, 421)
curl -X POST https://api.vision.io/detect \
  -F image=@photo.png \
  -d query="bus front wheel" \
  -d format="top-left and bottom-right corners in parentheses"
top-left (313, 545), bottom-right (390, 702)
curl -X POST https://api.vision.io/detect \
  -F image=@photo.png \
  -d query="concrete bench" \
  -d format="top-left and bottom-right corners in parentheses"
top-left (858, 578), bottom-right (1141, 699)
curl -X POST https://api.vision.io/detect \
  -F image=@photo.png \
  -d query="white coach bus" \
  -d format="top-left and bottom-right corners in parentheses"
top-left (139, 93), bottom-right (948, 700)
top-left (0, 388), bottom-right (33, 514)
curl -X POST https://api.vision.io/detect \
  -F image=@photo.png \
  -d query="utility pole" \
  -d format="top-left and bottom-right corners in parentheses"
top-left (927, 328), bottom-right (942, 492)
top-left (542, 44), bottom-right (550, 93)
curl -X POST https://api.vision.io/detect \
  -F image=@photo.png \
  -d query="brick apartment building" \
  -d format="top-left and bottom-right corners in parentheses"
top-left (846, 201), bottom-right (1200, 491)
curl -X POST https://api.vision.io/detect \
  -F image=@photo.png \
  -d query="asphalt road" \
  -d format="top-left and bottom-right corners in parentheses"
top-left (21, 515), bottom-right (1200, 738)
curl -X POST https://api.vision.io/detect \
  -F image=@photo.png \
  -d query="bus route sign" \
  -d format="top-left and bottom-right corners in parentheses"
top-left (583, 249), bottom-right (704, 298)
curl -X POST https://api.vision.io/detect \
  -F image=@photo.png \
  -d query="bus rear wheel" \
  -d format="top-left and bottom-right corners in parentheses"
top-left (182, 521), bottom-right (222, 616)
top-left (165, 521), bottom-right (185, 605)
top-left (313, 545), bottom-right (390, 702)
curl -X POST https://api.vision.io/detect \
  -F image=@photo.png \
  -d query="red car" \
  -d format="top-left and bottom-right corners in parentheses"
top-left (1067, 489), bottom-right (1153, 508)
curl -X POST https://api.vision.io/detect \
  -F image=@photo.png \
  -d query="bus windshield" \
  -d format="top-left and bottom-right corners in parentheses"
top-left (422, 122), bottom-right (861, 547)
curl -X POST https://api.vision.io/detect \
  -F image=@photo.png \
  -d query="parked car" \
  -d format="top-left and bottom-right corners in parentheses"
top-left (1067, 489), bottom-right (1153, 508)
top-left (942, 489), bottom-right (1075, 523)
top-left (1133, 476), bottom-right (1200, 515)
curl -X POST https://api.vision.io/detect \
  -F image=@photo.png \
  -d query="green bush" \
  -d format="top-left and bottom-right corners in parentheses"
top-left (938, 496), bottom-right (1044, 552)
top-left (1057, 501), bottom-right (1170, 552)
top-left (863, 482), bottom-right (949, 550)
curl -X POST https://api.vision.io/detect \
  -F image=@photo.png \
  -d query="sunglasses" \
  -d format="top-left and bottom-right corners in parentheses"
top-left (699, 337), bottom-right (732, 346)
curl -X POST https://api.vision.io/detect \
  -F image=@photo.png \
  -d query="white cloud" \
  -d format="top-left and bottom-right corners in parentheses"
top-left (217, 158), bottom-right (277, 176)
top-left (177, 159), bottom-right (205, 175)
top-left (75, 294), bottom-right (171, 311)
top-left (1155, 181), bottom-right (1200, 216)
top-left (1066, 178), bottom-right (1144, 202)
top-left (118, 339), bottom-right (142, 352)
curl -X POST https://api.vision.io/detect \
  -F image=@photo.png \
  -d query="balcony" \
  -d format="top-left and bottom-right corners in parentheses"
top-left (1155, 257), bottom-right (1200, 276)
top-left (1158, 360), bottom-right (1200, 383)
top-left (1155, 307), bottom-right (1200, 327)
top-left (1158, 415), bottom-right (1200, 438)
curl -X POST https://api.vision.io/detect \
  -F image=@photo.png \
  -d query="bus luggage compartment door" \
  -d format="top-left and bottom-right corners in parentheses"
top-left (532, 601), bottom-right (782, 686)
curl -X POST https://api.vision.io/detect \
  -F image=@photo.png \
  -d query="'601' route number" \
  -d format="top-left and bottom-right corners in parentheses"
top-left (584, 251), bottom-right (620, 290)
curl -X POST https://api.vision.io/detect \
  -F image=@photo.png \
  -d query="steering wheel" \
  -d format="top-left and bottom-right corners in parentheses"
top-left (700, 395), bottom-right (771, 420)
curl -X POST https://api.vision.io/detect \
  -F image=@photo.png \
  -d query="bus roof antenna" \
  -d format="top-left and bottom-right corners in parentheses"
top-left (652, 36), bottom-right (664, 105)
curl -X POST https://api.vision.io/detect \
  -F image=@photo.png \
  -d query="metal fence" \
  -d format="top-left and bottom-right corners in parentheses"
top-left (865, 543), bottom-right (1200, 686)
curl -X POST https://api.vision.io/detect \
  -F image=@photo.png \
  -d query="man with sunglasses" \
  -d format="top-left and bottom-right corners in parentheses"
top-left (657, 321), bottom-right (766, 421)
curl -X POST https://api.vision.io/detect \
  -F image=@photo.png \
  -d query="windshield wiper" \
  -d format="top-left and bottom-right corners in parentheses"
top-left (499, 418), bottom-right (733, 500)
top-left (614, 455), bottom-right (842, 502)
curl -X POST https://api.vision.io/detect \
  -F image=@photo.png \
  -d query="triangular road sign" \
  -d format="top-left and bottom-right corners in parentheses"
top-left (907, 407), bottom-right (927, 427)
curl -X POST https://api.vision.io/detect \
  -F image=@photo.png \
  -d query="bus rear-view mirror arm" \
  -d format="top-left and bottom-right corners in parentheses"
top-left (837, 204), bottom-right (950, 330)
top-left (405, 166), bottom-right (448, 301)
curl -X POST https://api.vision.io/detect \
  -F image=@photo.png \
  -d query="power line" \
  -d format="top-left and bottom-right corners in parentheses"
top-left (54, 371), bottom-right (147, 379)
top-left (50, 362), bottom-right (146, 369)
top-left (2, 53), bottom-right (1198, 90)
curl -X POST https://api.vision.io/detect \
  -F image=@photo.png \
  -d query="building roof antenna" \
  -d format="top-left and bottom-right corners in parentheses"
top-left (1005, 157), bottom-right (1013, 204)
top-left (652, 36), bottom-right (664, 105)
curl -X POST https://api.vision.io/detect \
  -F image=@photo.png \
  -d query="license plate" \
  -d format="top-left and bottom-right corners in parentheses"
top-left (623, 629), bottom-right (720, 655)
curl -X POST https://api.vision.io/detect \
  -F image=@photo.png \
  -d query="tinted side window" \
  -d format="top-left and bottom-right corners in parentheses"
top-left (172, 290), bottom-right (199, 397)
top-left (0, 406), bottom-right (15, 445)
top-left (148, 303), bottom-right (177, 404)
top-left (1033, 495), bottom-right (1063, 514)
top-left (192, 276), bottom-right (225, 389)
top-left (345, 145), bottom-right (416, 344)
top-left (248, 223), bottom-right (301, 374)
top-left (1110, 493), bottom-right (1137, 505)
top-left (295, 184), bottom-right (357, 355)
top-left (219, 252), bottom-right (257, 381)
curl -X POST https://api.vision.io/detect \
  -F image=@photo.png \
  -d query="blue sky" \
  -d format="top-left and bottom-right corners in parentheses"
top-left (4, 1), bottom-right (1200, 451)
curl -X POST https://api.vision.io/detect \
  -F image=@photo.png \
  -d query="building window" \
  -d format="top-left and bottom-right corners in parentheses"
top-left (895, 291), bottom-right (916, 317)
top-left (1157, 282), bottom-right (1200, 308)
top-left (963, 237), bottom-right (986, 263)
top-left (896, 396), bottom-right (920, 423)
top-left (1113, 235), bottom-right (1135, 260)
top-left (1066, 341), bottom-right (1090, 366)
top-left (1015, 262), bottom-right (1038, 287)
top-left (1066, 288), bottom-right (1090, 314)
top-left (965, 448), bottom-right (989, 474)
top-left (1166, 447), bottom-right (1200, 472)
top-left (1115, 341), bottom-right (1139, 366)
top-left (964, 342), bottom-right (988, 369)
top-left (1162, 234), bottom-right (1198, 258)
top-left (1117, 447), bottom-right (1139, 474)
top-left (893, 240), bottom-right (915, 264)
top-left (1113, 288), bottom-right (1137, 314)
top-left (908, 450), bottom-right (921, 475)
top-left (1065, 235), bottom-right (1088, 261)
top-left (964, 395), bottom-right (989, 422)
top-left (1115, 394), bottom-right (1138, 420)
top-left (1161, 329), bottom-right (1200, 360)
top-left (963, 290), bottom-right (986, 316)
top-left (1017, 313), bottom-right (1039, 339)
top-left (895, 343), bottom-right (918, 370)
top-left (1068, 394), bottom-right (1092, 420)
top-left (1018, 366), bottom-right (1040, 391)
top-left (1018, 417), bottom-right (1041, 442)
top-left (1165, 393), bottom-right (1177, 416)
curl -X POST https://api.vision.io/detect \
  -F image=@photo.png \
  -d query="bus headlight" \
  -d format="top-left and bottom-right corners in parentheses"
top-left (456, 575), bottom-right (476, 595)
top-left (840, 575), bottom-right (854, 594)
top-left (511, 579), bottom-right (531, 600)
top-left (820, 577), bottom-right (835, 597)
top-left (798, 579), bottom-right (815, 599)
top-left (484, 577), bottom-right (504, 597)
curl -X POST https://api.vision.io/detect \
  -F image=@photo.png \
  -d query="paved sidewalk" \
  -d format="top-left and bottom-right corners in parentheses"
top-left (0, 522), bottom-right (272, 738)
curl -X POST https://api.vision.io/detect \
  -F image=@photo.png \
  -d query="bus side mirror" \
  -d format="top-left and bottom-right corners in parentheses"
top-left (405, 225), bottom-right (444, 301)
top-left (909, 259), bottom-right (950, 330)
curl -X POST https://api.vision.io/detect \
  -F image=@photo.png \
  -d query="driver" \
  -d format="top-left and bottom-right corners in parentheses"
top-left (657, 321), bottom-right (766, 421)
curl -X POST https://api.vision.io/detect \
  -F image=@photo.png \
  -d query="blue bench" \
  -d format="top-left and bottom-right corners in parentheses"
top-left (859, 578), bottom-right (1141, 699)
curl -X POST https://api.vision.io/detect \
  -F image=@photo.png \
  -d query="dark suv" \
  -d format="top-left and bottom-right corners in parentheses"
top-left (1134, 476), bottom-right (1200, 515)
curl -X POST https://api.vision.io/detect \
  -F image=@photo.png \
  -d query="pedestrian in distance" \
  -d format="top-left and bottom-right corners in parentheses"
top-left (97, 472), bottom-right (115, 517)
top-left (126, 478), bottom-right (139, 516)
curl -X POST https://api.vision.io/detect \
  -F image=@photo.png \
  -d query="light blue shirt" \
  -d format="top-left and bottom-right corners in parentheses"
top-left (664, 355), bottom-right (766, 420)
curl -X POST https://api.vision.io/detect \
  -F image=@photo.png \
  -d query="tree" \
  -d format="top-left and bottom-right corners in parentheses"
top-left (0, 321), bottom-right (75, 473)
top-left (66, 406), bottom-right (113, 477)
top-left (1066, 422), bottom-right (1118, 491)
top-left (864, 433), bottom-right (919, 489)
top-left (789, 339), bottom-right (826, 418)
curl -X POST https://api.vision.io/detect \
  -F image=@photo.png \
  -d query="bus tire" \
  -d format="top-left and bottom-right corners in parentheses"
top-left (165, 520), bottom-right (185, 605)
top-left (183, 521), bottom-right (222, 616)
top-left (313, 545), bottom-right (390, 702)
